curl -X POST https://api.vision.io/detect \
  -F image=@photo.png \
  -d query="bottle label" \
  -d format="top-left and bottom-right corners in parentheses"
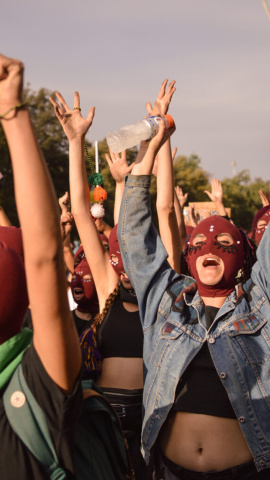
top-left (143, 116), bottom-right (162, 139)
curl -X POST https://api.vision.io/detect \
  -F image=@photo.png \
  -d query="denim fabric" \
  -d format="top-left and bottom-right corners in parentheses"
top-left (155, 453), bottom-right (270, 479)
top-left (118, 175), bottom-right (270, 472)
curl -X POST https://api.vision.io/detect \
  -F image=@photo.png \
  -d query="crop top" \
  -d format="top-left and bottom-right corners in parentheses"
top-left (97, 293), bottom-right (143, 359)
top-left (174, 306), bottom-right (236, 419)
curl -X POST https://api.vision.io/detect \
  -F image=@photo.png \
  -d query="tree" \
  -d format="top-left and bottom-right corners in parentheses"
top-left (0, 86), bottom-right (71, 226)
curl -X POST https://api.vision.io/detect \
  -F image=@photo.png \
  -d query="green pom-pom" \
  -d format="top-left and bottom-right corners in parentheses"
top-left (88, 173), bottom-right (104, 186)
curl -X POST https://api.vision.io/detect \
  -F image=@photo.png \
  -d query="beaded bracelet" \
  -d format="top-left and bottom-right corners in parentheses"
top-left (0, 102), bottom-right (26, 119)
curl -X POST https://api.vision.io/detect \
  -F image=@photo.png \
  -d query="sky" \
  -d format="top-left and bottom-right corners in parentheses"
top-left (1, 0), bottom-right (270, 182)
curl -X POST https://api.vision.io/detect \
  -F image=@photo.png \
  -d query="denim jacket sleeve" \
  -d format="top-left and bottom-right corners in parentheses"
top-left (251, 222), bottom-right (270, 302)
top-left (117, 174), bottom-right (180, 329)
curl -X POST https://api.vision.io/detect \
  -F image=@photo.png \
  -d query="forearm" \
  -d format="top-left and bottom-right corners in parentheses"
top-left (69, 136), bottom-right (116, 300)
top-left (2, 110), bottom-right (61, 261)
top-left (132, 142), bottom-right (157, 176)
top-left (215, 201), bottom-right (227, 217)
top-left (63, 234), bottom-right (74, 274)
top-left (156, 141), bottom-right (181, 272)
top-left (114, 181), bottom-right (125, 225)
top-left (174, 191), bottom-right (187, 250)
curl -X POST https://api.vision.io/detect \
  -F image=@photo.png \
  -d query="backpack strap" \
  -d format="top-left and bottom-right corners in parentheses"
top-left (3, 364), bottom-right (66, 480)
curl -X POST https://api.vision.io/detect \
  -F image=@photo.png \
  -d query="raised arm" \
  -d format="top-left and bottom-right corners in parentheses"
top-left (50, 92), bottom-right (118, 309)
top-left (0, 54), bottom-right (81, 393)
top-left (118, 109), bottom-right (178, 327)
top-left (204, 177), bottom-right (227, 217)
top-left (59, 191), bottom-right (75, 274)
top-left (105, 149), bottom-right (133, 225)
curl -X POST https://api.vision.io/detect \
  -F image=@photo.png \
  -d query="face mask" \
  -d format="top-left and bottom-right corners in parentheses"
top-left (0, 242), bottom-right (28, 344)
top-left (187, 216), bottom-right (244, 297)
top-left (251, 206), bottom-right (270, 245)
top-left (71, 248), bottom-right (98, 314)
top-left (108, 225), bottom-right (124, 278)
top-left (0, 226), bottom-right (24, 259)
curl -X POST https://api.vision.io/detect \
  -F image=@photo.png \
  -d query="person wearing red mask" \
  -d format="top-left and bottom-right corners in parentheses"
top-left (50, 91), bottom-right (145, 479)
top-left (117, 105), bottom-right (270, 478)
top-left (0, 54), bottom-right (81, 479)
top-left (251, 205), bottom-right (270, 246)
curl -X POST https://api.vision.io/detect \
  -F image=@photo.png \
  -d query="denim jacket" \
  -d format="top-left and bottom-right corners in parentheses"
top-left (118, 174), bottom-right (270, 472)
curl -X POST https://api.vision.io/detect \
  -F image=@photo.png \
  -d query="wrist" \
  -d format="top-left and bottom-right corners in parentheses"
top-left (0, 102), bottom-right (26, 120)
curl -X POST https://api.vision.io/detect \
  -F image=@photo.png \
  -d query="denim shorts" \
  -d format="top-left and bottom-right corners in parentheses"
top-left (155, 451), bottom-right (270, 480)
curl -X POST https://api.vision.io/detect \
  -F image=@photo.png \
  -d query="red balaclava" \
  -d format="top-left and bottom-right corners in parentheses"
top-left (187, 216), bottom-right (244, 297)
top-left (70, 246), bottom-right (99, 314)
top-left (0, 226), bottom-right (24, 259)
top-left (108, 225), bottom-right (124, 278)
top-left (185, 225), bottom-right (194, 237)
top-left (0, 241), bottom-right (28, 344)
top-left (251, 206), bottom-right (270, 245)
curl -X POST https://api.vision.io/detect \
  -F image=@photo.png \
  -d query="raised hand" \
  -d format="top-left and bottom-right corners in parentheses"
top-left (0, 54), bottom-right (24, 118)
top-left (59, 191), bottom-right (71, 214)
top-left (145, 79), bottom-right (176, 116)
top-left (49, 91), bottom-right (95, 141)
top-left (105, 150), bottom-right (134, 184)
top-left (204, 177), bottom-right (223, 205)
top-left (259, 189), bottom-right (270, 207)
top-left (60, 212), bottom-right (74, 240)
top-left (175, 185), bottom-right (188, 208)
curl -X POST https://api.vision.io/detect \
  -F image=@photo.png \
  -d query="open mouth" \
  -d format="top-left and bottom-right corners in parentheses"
top-left (202, 257), bottom-right (220, 267)
top-left (73, 288), bottom-right (84, 300)
top-left (121, 273), bottom-right (130, 282)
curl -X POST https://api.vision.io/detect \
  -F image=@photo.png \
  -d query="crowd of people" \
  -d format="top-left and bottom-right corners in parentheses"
top-left (1, 52), bottom-right (270, 479)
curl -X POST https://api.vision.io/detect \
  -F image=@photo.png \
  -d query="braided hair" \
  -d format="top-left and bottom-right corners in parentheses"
top-left (92, 284), bottom-right (120, 336)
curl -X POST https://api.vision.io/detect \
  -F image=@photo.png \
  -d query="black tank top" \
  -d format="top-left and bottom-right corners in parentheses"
top-left (174, 306), bottom-right (236, 419)
top-left (97, 294), bottom-right (143, 358)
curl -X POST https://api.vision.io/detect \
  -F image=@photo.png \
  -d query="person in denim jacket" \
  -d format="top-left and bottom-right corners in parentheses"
top-left (118, 104), bottom-right (270, 478)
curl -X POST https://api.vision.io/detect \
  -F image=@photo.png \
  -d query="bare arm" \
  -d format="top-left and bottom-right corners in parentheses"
top-left (0, 54), bottom-right (81, 393)
top-left (146, 80), bottom-right (181, 272)
top-left (50, 92), bottom-right (118, 310)
top-left (204, 177), bottom-right (227, 217)
top-left (105, 149), bottom-right (133, 225)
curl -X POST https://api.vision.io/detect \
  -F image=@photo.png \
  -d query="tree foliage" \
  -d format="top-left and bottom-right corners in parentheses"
top-left (1, 87), bottom-right (269, 234)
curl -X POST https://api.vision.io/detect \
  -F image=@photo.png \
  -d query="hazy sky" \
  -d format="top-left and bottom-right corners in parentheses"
top-left (1, 0), bottom-right (270, 181)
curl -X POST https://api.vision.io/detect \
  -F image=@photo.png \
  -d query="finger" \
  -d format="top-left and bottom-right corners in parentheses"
top-left (121, 149), bottom-right (127, 161)
top-left (145, 102), bottom-right (153, 115)
top-left (55, 91), bottom-right (70, 111)
top-left (157, 79), bottom-right (168, 99)
top-left (105, 153), bottom-right (113, 166)
top-left (86, 106), bottom-right (95, 124)
top-left (74, 91), bottom-right (80, 109)
top-left (172, 147), bottom-right (178, 161)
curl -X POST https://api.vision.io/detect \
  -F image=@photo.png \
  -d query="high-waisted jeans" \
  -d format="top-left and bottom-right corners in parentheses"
top-left (155, 451), bottom-right (270, 480)
top-left (102, 387), bottom-right (147, 480)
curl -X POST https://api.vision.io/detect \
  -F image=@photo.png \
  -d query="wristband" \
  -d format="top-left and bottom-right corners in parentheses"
top-left (0, 102), bottom-right (26, 119)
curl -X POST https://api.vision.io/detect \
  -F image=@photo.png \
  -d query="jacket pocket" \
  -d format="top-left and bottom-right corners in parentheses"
top-left (226, 313), bottom-right (270, 365)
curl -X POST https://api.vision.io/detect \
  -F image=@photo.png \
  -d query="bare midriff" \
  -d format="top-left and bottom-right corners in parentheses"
top-left (159, 411), bottom-right (253, 472)
top-left (96, 357), bottom-right (144, 390)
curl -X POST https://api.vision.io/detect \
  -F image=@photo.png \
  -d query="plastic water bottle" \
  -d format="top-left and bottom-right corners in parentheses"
top-left (106, 114), bottom-right (174, 154)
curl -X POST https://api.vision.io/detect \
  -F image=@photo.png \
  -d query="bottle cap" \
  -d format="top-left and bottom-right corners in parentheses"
top-left (163, 114), bottom-right (175, 129)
